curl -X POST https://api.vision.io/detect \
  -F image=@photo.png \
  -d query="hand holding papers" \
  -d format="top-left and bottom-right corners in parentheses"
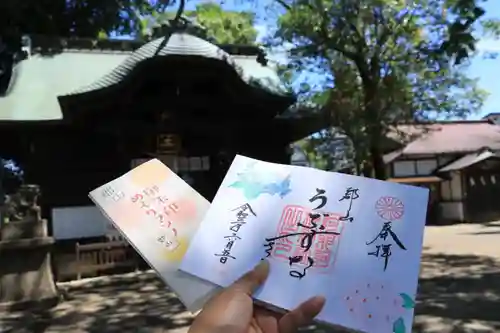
top-left (180, 155), bottom-right (428, 333)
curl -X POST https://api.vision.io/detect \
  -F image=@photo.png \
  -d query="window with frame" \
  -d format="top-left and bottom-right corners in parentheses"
top-left (416, 159), bottom-right (437, 175)
top-left (393, 161), bottom-right (416, 177)
top-left (131, 156), bottom-right (210, 172)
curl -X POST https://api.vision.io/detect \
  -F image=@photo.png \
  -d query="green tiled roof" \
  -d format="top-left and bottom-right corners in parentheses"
top-left (0, 52), bottom-right (129, 121)
top-left (0, 33), bottom-right (291, 122)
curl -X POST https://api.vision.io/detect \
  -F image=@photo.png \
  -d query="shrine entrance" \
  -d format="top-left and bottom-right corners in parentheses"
top-left (130, 133), bottom-right (214, 199)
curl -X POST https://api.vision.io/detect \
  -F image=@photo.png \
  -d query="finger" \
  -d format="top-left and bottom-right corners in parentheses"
top-left (279, 296), bottom-right (326, 333)
top-left (230, 260), bottom-right (270, 295)
top-left (254, 307), bottom-right (280, 332)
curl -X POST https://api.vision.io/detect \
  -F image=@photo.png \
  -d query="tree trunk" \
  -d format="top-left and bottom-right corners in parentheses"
top-left (362, 77), bottom-right (386, 180)
top-left (370, 147), bottom-right (386, 180)
top-left (367, 116), bottom-right (386, 180)
top-left (360, 161), bottom-right (372, 177)
top-left (354, 160), bottom-right (361, 176)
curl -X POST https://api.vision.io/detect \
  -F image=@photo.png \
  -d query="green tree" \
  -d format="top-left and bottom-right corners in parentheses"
top-left (270, 0), bottom-right (489, 179)
top-left (442, 0), bottom-right (500, 63)
top-left (298, 130), bottom-right (356, 173)
top-left (0, 0), bottom-right (174, 38)
top-left (186, 3), bottom-right (257, 45)
top-left (139, 3), bottom-right (258, 45)
top-left (2, 0), bottom-right (496, 60)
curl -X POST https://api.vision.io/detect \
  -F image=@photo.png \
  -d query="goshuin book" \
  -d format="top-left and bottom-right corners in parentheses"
top-left (179, 155), bottom-right (429, 333)
top-left (89, 159), bottom-right (219, 312)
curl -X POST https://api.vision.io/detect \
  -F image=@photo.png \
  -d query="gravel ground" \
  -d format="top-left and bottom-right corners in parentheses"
top-left (1, 222), bottom-right (500, 333)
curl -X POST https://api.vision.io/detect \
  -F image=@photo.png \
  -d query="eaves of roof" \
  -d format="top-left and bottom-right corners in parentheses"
top-left (0, 33), bottom-right (292, 122)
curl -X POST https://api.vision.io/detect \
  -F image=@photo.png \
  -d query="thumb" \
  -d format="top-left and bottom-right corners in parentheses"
top-left (230, 260), bottom-right (270, 295)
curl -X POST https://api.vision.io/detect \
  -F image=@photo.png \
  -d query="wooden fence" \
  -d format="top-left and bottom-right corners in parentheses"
top-left (75, 240), bottom-right (139, 280)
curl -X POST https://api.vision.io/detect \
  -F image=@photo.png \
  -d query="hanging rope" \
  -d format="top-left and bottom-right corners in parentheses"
top-left (153, 0), bottom-right (185, 57)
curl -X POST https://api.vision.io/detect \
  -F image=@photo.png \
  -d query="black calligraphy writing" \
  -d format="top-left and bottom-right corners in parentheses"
top-left (309, 188), bottom-right (327, 210)
top-left (264, 216), bottom-right (339, 252)
top-left (367, 221), bottom-right (406, 270)
top-left (216, 203), bottom-right (256, 264)
top-left (288, 256), bottom-right (314, 279)
top-left (263, 241), bottom-right (275, 259)
top-left (263, 189), bottom-right (340, 279)
top-left (339, 187), bottom-right (359, 222)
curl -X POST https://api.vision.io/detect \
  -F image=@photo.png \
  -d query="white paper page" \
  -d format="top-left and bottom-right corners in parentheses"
top-left (89, 159), bottom-right (220, 312)
top-left (180, 155), bottom-right (429, 333)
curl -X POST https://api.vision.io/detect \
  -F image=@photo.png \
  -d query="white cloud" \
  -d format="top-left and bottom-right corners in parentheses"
top-left (267, 43), bottom-right (293, 65)
top-left (253, 23), bottom-right (291, 65)
top-left (254, 24), bottom-right (268, 43)
top-left (476, 39), bottom-right (500, 53)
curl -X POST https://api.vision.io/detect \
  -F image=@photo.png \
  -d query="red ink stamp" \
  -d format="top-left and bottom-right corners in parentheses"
top-left (271, 205), bottom-right (344, 272)
top-left (375, 196), bottom-right (404, 221)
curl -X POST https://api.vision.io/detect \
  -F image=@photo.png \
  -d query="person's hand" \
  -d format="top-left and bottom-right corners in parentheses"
top-left (188, 260), bottom-right (325, 333)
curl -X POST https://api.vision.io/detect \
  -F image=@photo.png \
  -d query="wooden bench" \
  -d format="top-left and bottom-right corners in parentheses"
top-left (75, 241), bottom-right (138, 280)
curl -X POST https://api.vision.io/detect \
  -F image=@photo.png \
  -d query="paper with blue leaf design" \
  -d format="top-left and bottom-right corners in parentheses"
top-left (180, 155), bottom-right (427, 333)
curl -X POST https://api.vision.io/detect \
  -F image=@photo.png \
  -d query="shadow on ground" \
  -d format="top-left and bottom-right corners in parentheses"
top-left (413, 253), bottom-right (500, 333)
top-left (464, 221), bottom-right (500, 236)
top-left (2, 252), bottom-right (500, 333)
top-left (305, 253), bottom-right (500, 333)
top-left (0, 272), bottom-right (193, 333)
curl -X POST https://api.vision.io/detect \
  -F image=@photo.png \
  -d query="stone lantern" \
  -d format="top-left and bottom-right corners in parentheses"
top-left (0, 184), bottom-right (58, 308)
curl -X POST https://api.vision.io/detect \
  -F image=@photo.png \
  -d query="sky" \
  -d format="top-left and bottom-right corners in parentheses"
top-left (468, 1), bottom-right (500, 119)
top-left (185, 0), bottom-right (500, 119)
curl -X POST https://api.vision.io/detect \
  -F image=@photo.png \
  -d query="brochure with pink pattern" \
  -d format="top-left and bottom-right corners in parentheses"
top-left (89, 159), bottom-right (219, 312)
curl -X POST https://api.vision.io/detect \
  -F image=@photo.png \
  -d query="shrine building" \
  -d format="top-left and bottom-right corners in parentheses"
top-left (0, 32), bottom-right (328, 240)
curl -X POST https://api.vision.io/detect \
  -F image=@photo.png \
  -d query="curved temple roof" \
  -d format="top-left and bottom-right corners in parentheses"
top-left (0, 33), bottom-right (291, 122)
top-left (65, 33), bottom-right (290, 98)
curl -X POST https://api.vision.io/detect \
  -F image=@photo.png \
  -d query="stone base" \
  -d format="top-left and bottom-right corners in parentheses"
top-left (0, 235), bottom-right (58, 307)
top-left (0, 185), bottom-right (59, 310)
top-left (1, 219), bottom-right (47, 240)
